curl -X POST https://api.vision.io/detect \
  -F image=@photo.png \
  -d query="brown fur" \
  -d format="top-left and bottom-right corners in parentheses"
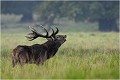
top-left (12, 35), bottom-right (66, 67)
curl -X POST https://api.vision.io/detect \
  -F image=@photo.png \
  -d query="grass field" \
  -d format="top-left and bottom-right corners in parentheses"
top-left (1, 32), bottom-right (119, 79)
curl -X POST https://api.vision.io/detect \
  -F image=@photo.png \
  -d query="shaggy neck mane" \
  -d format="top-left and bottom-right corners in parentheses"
top-left (43, 40), bottom-right (61, 48)
top-left (42, 40), bottom-right (61, 59)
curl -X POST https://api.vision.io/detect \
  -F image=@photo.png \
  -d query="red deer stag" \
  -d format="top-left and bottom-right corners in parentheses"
top-left (12, 25), bottom-right (67, 67)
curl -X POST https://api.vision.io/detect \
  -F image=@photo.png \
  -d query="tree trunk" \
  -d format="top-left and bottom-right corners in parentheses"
top-left (20, 13), bottom-right (33, 22)
top-left (98, 18), bottom-right (119, 32)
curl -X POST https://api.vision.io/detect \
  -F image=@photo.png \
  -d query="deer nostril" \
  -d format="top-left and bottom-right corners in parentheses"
top-left (64, 35), bottom-right (67, 38)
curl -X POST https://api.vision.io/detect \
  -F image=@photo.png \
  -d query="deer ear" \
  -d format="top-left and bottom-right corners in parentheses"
top-left (51, 36), bottom-right (55, 41)
top-left (46, 37), bottom-right (54, 41)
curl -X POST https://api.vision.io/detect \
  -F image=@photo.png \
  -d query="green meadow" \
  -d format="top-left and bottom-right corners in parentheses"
top-left (1, 2), bottom-right (119, 79)
top-left (1, 32), bottom-right (119, 79)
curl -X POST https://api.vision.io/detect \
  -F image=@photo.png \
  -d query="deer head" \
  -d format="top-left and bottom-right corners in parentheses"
top-left (25, 25), bottom-right (67, 45)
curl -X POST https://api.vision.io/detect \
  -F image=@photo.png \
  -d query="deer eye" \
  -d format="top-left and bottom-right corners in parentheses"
top-left (57, 37), bottom-right (60, 39)
top-left (56, 36), bottom-right (60, 39)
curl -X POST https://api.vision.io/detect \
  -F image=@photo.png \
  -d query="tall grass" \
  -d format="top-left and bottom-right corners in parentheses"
top-left (1, 32), bottom-right (119, 79)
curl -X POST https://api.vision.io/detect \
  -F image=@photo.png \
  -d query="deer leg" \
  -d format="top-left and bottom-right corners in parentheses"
top-left (40, 61), bottom-right (44, 65)
top-left (18, 55), bottom-right (26, 67)
top-left (40, 57), bottom-right (46, 65)
top-left (40, 53), bottom-right (47, 65)
top-left (12, 56), bottom-right (18, 67)
top-left (36, 58), bottom-right (40, 66)
top-left (36, 61), bottom-right (44, 65)
top-left (35, 57), bottom-right (44, 65)
top-left (12, 57), bottom-right (16, 67)
top-left (18, 57), bottom-right (23, 67)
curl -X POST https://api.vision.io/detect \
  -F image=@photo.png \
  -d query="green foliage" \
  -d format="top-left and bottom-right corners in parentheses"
top-left (36, 1), bottom-right (63, 20)
top-left (1, 1), bottom-right (40, 22)
top-left (1, 32), bottom-right (119, 79)
top-left (89, 1), bottom-right (119, 20)
top-left (2, 1), bottom-right (119, 22)
top-left (36, 1), bottom-right (119, 22)
top-left (1, 1), bottom-right (36, 14)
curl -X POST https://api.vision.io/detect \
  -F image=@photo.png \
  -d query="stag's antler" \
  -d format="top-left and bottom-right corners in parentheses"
top-left (26, 25), bottom-right (59, 41)
top-left (51, 27), bottom-right (59, 37)
top-left (26, 26), bottom-right (50, 41)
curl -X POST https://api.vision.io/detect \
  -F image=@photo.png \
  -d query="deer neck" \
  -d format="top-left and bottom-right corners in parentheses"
top-left (42, 41), bottom-right (61, 58)
top-left (44, 40), bottom-right (61, 50)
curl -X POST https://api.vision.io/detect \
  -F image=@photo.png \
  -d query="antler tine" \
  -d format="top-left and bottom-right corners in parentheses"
top-left (25, 26), bottom-right (38, 41)
top-left (50, 28), bottom-right (55, 36)
top-left (50, 27), bottom-right (59, 37)
top-left (54, 27), bottom-right (59, 35)
top-left (39, 25), bottom-right (49, 37)
top-left (26, 25), bottom-right (51, 41)
top-left (25, 36), bottom-right (35, 41)
top-left (29, 26), bottom-right (37, 33)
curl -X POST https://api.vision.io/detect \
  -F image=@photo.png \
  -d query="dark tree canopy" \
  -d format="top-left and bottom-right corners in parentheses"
top-left (36, 1), bottom-right (119, 21)
top-left (36, 1), bottom-right (119, 31)
top-left (1, 1), bottom-right (39, 22)
top-left (2, 1), bottom-right (32, 14)
top-left (1, 1), bottom-right (119, 31)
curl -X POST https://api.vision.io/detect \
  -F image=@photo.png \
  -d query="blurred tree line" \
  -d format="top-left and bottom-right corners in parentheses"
top-left (1, 1), bottom-right (38, 22)
top-left (1, 1), bottom-right (119, 31)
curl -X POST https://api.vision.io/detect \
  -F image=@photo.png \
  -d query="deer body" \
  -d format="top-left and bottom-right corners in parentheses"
top-left (12, 25), bottom-right (66, 67)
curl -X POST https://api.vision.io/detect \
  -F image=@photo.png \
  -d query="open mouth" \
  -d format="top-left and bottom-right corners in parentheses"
top-left (64, 39), bottom-right (66, 41)
top-left (64, 35), bottom-right (67, 38)
top-left (64, 35), bottom-right (67, 41)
